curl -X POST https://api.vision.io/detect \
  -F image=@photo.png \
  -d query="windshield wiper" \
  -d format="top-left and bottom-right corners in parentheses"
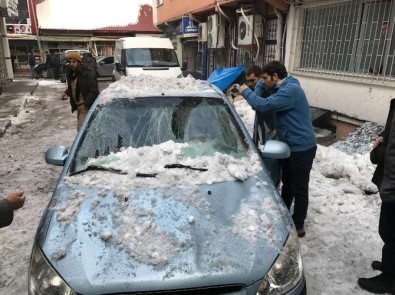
top-left (164, 164), bottom-right (208, 171)
top-left (136, 172), bottom-right (158, 178)
top-left (70, 165), bottom-right (127, 176)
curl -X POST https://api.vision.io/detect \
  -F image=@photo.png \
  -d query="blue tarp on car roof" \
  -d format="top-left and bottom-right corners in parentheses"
top-left (207, 67), bottom-right (245, 91)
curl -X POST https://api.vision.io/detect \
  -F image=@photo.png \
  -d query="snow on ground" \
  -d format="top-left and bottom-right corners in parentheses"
top-left (0, 79), bottom-right (386, 294)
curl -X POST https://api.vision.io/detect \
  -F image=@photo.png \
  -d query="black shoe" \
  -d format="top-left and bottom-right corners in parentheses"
top-left (296, 228), bottom-right (305, 238)
top-left (372, 261), bottom-right (383, 272)
top-left (358, 272), bottom-right (395, 294)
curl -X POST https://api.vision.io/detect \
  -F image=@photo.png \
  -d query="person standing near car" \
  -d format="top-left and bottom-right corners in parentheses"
top-left (82, 52), bottom-right (98, 79)
top-left (238, 60), bottom-right (317, 238)
top-left (61, 52), bottom-right (99, 131)
top-left (358, 99), bottom-right (395, 294)
top-left (28, 53), bottom-right (37, 79)
top-left (52, 52), bottom-right (61, 80)
top-left (245, 65), bottom-right (262, 91)
top-left (45, 51), bottom-right (53, 78)
top-left (0, 191), bottom-right (26, 228)
top-left (244, 65), bottom-right (275, 145)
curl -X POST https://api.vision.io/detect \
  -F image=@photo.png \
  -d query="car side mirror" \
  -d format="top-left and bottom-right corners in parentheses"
top-left (45, 145), bottom-right (69, 166)
top-left (259, 140), bottom-right (290, 159)
top-left (115, 63), bottom-right (125, 73)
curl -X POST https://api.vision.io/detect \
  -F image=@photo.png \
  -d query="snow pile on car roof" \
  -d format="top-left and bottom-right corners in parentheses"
top-left (99, 75), bottom-right (214, 105)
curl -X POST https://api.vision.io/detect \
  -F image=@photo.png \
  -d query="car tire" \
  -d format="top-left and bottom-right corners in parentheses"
top-left (41, 68), bottom-right (49, 79)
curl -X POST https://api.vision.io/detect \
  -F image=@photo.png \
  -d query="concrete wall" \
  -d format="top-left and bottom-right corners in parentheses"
top-left (296, 75), bottom-right (393, 124)
top-left (155, 0), bottom-right (224, 24)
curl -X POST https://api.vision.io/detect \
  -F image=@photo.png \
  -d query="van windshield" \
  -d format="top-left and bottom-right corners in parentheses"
top-left (124, 48), bottom-right (180, 67)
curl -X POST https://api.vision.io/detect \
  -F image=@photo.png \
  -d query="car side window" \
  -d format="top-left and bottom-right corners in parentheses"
top-left (105, 56), bottom-right (114, 64)
top-left (254, 111), bottom-right (276, 145)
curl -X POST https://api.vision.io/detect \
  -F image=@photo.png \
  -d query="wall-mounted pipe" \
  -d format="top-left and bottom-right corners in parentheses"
top-left (274, 8), bottom-right (283, 61)
top-left (216, 2), bottom-right (238, 50)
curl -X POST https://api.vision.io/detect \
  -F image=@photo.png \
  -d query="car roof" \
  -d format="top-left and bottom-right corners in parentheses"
top-left (98, 75), bottom-right (224, 106)
top-left (96, 55), bottom-right (113, 61)
top-left (65, 49), bottom-right (89, 54)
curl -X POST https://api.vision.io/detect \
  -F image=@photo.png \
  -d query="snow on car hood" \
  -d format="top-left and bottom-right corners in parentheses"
top-left (41, 174), bottom-right (291, 294)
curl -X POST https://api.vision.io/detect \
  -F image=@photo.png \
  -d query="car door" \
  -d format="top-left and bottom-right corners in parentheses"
top-left (97, 56), bottom-right (114, 77)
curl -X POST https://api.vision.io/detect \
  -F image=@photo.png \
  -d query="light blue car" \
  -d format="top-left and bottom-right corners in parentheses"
top-left (28, 76), bottom-right (306, 295)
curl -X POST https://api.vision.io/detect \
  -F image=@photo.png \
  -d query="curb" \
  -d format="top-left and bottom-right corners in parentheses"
top-left (0, 80), bottom-right (39, 139)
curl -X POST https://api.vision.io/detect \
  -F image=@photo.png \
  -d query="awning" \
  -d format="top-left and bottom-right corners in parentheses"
top-left (7, 35), bottom-right (122, 42)
top-left (7, 34), bottom-right (38, 40)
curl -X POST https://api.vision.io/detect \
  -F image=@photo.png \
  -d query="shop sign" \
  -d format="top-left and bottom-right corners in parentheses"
top-left (176, 16), bottom-right (198, 38)
top-left (0, 0), bottom-right (18, 17)
top-left (6, 23), bottom-right (31, 34)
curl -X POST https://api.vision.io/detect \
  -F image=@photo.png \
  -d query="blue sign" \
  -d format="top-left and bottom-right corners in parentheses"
top-left (176, 16), bottom-right (199, 37)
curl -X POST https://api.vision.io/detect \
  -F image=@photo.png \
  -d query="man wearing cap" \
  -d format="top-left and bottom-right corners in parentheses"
top-left (61, 52), bottom-right (99, 131)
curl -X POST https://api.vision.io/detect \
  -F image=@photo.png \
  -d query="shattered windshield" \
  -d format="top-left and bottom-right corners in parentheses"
top-left (70, 97), bottom-right (249, 174)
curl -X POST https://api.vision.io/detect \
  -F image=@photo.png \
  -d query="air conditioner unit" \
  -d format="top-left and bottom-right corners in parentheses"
top-left (198, 22), bottom-right (208, 42)
top-left (207, 14), bottom-right (225, 49)
top-left (238, 15), bottom-right (263, 45)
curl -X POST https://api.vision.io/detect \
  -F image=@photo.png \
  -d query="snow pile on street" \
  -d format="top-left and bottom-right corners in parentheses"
top-left (332, 121), bottom-right (384, 155)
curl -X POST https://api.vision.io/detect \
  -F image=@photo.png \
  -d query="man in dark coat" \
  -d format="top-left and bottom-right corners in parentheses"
top-left (45, 51), bottom-right (53, 78)
top-left (370, 99), bottom-right (395, 188)
top-left (0, 191), bottom-right (26, 228)
top-left (358, 98), bottom-right (395, 294)
top-left (82, 52), bottom-right (98, 79)
top-left (28, 54), bottom-right (37, 79)
top-left (61, 52), bottom-right (99, 131)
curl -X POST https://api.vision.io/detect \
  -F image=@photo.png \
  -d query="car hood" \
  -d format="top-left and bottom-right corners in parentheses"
top-left (38, 171), bottom-right (292, 294)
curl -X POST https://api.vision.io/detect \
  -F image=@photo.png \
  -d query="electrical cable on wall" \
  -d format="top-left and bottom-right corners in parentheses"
top-left (216, 2), bottom-right (239, 50)
top-left (236, 6), bottom-right (261, 62)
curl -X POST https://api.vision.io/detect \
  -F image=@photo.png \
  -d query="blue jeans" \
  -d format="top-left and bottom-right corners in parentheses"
top-left (30, 65), bottom-right (37, 79)
top-left (281, 146), bottom-right (317, 229)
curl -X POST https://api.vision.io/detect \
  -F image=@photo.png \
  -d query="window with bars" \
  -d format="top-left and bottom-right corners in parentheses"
top-left (296, 0), bottom-right (395, 80)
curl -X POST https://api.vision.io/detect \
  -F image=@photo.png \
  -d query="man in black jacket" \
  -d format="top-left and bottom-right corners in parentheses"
top-left (358, 99), bottom-right (395, 294)
top-left (46, 51), bottom-right (53, 78)
top-left (61, 52), bottom-right (99, 131)
top-left (0, 191), bottom-right (26, 228)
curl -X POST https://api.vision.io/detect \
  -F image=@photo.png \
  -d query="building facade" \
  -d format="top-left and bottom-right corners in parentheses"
top-left (154, 0), bottom-right (395, 129)
top-left (4, 0), bottom-right (162, 78)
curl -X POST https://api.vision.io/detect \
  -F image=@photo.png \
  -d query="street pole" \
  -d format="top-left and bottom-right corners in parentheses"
top-left (0, 17), bottom-right (12, 82)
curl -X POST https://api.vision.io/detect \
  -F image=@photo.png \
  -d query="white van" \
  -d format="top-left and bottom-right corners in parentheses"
top-left (113, 36), bottom-right (183, 80)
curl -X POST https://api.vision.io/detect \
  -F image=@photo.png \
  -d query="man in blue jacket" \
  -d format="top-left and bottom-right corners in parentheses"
top-left (238, 61), bottom-right (317, 238)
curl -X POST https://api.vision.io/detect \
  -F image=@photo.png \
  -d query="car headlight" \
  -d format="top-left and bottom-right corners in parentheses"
top-left (29, 243), bottom-right (76, 295)
top-left (257, 229), bottom-right (304, 294)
